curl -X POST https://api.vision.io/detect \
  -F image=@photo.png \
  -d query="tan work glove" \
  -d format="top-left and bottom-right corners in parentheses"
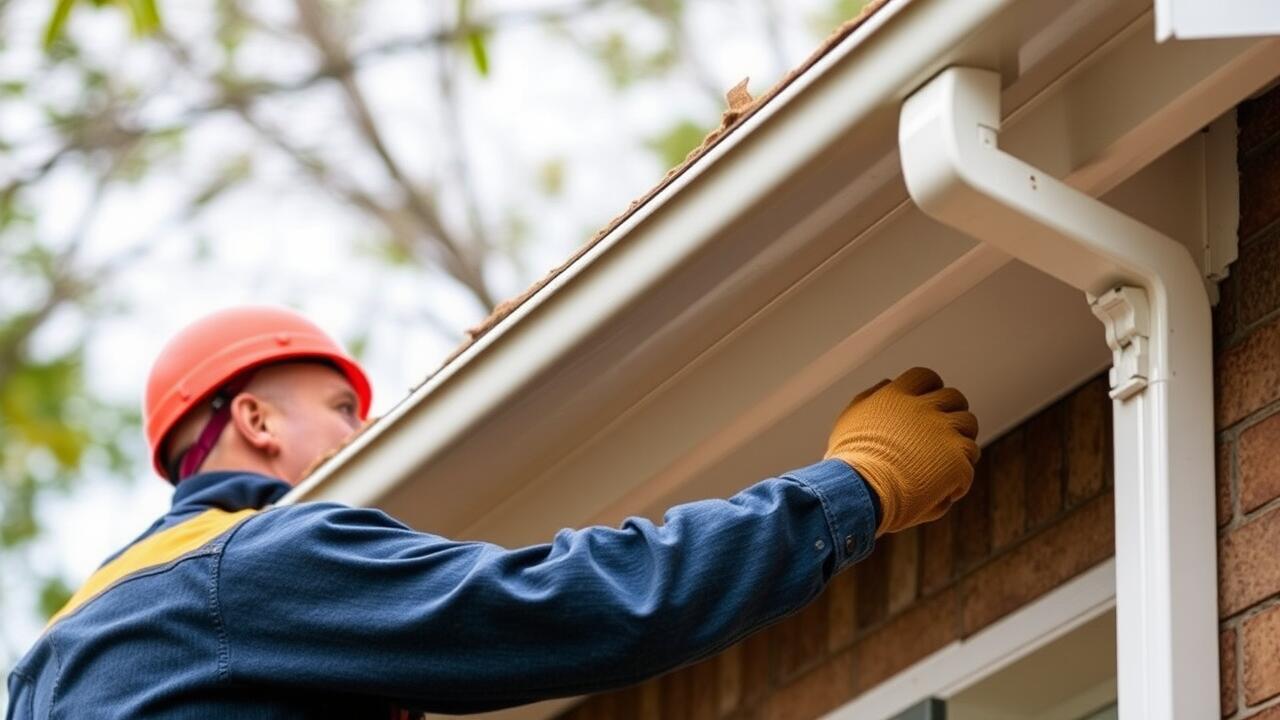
top-left (825, 367), bottom-right (980, 537)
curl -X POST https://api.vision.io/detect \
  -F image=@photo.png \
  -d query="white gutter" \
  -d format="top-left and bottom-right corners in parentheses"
top-left (899, 66), bottom-right (1217, 719)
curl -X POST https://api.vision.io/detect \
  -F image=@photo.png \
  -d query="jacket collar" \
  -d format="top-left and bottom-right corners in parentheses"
top-left (170, 471), bottom-right (292, 516)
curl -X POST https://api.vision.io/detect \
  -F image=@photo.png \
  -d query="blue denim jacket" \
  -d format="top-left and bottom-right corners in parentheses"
top-left (5, 459), bottom-right (877, 718)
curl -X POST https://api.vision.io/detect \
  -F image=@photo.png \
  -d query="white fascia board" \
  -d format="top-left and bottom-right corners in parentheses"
top-left (283, 0), bottom-right (1278, 546)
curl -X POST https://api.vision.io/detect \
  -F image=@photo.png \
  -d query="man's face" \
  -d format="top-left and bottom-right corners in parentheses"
top-left (254, 362), bottom-right (364, 485)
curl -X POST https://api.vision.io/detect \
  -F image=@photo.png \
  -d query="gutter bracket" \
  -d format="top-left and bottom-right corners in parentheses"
top-left (1090, 286), bottom-right (1151, 401)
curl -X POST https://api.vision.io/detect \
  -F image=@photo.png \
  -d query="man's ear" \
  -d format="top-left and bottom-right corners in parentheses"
top-left (228, 393), bottom-right (282, 457)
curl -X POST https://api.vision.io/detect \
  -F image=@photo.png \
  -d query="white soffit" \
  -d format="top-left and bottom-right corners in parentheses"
top-left (289, 0), bottom-right (1277, 560)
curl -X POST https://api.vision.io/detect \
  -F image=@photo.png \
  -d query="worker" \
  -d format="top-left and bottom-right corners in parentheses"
top-left (4, 305), bottom-right (979, 719)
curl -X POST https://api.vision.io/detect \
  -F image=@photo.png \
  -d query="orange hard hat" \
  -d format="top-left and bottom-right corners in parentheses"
top-left (144, 305), bottom-right (372, 481)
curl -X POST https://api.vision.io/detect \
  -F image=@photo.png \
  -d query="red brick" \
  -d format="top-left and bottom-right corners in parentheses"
top-left (1216, 317), bottom-right (1280, 429)
top-left (854, 588), bottom-right (959, 691)
top-left (826, 566), bottom-right (857, 653)
top-left (1239, 227), bottom-right (1280, 327)
top-left (1224, 627), bottom-right (1238, 717)
top-left (1025, 402), bottom-right (1066, 529)
top-left (1239, 84), bottom-right (1280, 155)
top-left (1067, 376), bottom-right (1110, 504)
top-left (1245, 707), bottom-right (1280, 720)
top-left (763, 650), bottom-right (854, 720)
top-left (887, 527), bottom-right (919, 613)
top-left (990, 428), bottom-right (1028, 549)
top-left (961, 493), bottom-right (1114, 635)
top-left (1241, 138), bottom-right (1280, 240)
top-left (1241, 412), bottom-right (1280, 512)
top-left (1244, 604), bottom-right (1280, 705)
top-left (1219, 441), bottom-right (1235, 527)
top-left (771, 584), bottom-right (828, 683)
top-left (955, 460), bottom-right (991, 572)
top-left (1220, 506), bottom-right (1280, 617)
top-left (919, 513), bottom-right (954, 595)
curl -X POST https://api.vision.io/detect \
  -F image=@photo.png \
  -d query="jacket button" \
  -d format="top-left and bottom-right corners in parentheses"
top-left (844, 535), bottom-right (855, 555)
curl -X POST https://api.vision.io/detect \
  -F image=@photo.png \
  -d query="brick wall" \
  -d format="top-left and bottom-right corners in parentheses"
top-left (553, 375), bottom-right (1118, 720)
top-left (553, 81), bottom-right (1280, 720)
top-left (1216, 81), bottom-right (1280, 720)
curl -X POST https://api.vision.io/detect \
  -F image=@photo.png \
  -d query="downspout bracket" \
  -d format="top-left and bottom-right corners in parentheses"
top-left (1091, 286), bottom-right (1151, 401)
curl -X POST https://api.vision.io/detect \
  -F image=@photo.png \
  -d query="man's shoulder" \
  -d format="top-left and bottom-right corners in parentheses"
top-left (221, 501), bottom-right (418, 558)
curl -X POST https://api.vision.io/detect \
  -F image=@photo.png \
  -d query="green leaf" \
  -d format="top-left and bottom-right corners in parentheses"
top-left (43, 0), bottom-right (78, 51)
top-left (591, 31), bottom-right (676, 89)
top-left (809, 0), bottom-right (870, 36)
top-left (346, 332), bottom-right (370, 361)
top-left (465, 28), bottom-right (490, 76)
top-left (43, 0), bottom-right (162, 50)
top-left (536, 158), bottom-right (565, 196)
top-left (124, 0), bottom-right (162, 36)
top-left (37, 576), bottom-right (74, 620)
top-left (644, 119), bottom-right (709, 170)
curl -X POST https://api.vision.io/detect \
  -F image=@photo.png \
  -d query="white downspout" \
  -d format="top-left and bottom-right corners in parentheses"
top-left (898, 68), bottom-right (1217, 718)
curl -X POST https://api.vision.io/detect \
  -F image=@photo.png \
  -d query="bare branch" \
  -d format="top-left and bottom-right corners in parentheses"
top-left (0, 143), bottom-right (138, 386)
top-left (432, 9), bottom-right (495, 265)
top-left (292, 0), bottom-right (496, 310)
top-left (156, 30), bottom-right (490, 310)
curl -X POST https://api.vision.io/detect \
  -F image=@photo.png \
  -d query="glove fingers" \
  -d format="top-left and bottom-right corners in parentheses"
top-left (949, 462), bottom-right (976, 502)
top-left (917, 499), bottom-right (952, 525)
top-left (957, 436), bottom-right (981, 466)
top-left (892, 366), bottom-right (944, 395)
top-left (923, 387), bottom-right (969, 412)
top-left (947, 411), bottom-right (980, 440)
top-left (851, 378), bottom-right (892, 406)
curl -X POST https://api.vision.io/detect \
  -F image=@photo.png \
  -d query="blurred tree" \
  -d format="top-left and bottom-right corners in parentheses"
top-left (2, 0), bottom-right (866, 695)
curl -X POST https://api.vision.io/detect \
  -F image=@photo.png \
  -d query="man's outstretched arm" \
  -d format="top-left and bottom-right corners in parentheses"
top-left (214, 458), bottom-right (877, 713)
top-left (214, 366), bottom-right (978, 713)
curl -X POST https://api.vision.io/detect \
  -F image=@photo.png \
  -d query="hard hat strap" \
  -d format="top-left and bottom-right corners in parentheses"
top-left (173, 372), bottom-right (256, 482)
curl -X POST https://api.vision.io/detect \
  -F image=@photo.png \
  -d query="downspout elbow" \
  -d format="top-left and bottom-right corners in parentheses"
top-left (898, 65), bottom-right (1218, 719)
top-left (898, 67), bottom-right (1211, 387)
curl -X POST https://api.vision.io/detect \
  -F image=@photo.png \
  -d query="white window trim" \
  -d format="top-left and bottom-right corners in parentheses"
top-left (823, 559), bottom-right (1116, 720)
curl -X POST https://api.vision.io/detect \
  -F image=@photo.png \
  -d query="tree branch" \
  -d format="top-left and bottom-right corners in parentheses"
top-left (293, 0), bottom-right (496, 310)
top-left (432, 6), bottom-right (495, 267)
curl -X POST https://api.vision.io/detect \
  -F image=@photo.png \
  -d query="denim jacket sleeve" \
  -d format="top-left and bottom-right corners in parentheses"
top-left (214, 458), bottom-right (878, 713)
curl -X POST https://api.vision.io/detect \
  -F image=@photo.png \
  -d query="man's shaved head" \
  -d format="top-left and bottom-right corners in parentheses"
top-left (165, 361), bottom-right (363, 485)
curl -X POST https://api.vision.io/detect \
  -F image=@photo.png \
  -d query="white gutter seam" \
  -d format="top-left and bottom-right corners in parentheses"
top-left (899, 67), bottom-right (1217, 718)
